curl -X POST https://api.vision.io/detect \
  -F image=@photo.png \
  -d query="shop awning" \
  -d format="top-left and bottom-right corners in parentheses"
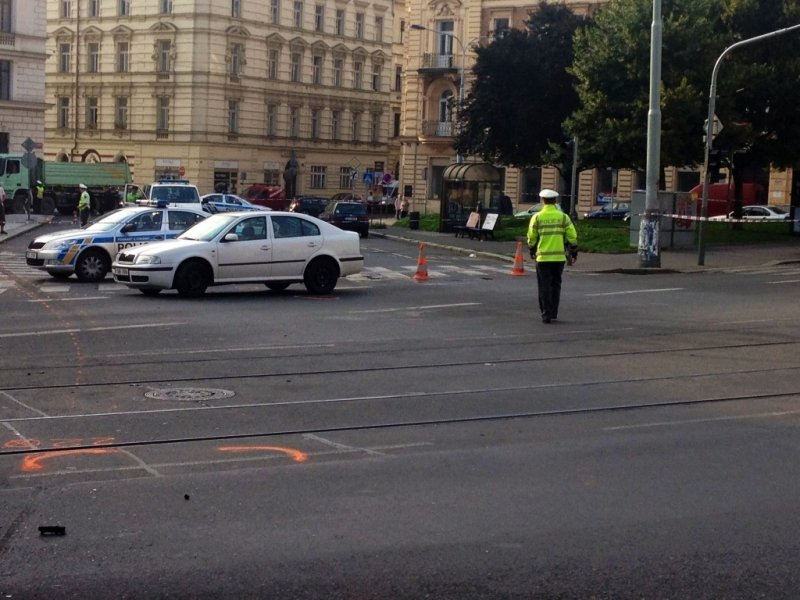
top-left (442, 163), bottom-right (501, 183)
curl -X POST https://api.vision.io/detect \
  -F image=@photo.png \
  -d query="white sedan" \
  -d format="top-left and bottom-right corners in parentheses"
top-left (709, 205), bottom-right (790, 222)
top-left (112, 211), bottom-right (364, 297)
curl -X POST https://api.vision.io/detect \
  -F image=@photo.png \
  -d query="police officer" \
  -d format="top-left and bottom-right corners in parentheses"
top-left (527, 189), bottom-right (578, 323)
top-left (77, 183), bottom-right (91, 227)
top-left (35, 180), bottom-right (45, 212)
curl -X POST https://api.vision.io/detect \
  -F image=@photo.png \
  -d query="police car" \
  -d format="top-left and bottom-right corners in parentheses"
top-left (25, 204), bottom-right (208, 283)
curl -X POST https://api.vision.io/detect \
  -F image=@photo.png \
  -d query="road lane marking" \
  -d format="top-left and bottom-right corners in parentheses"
top-left (303, 432), bottom-right (386, 456)
top-left (587, 288), bottom-right (684, 297)
top-left (603, 409), bottom-right (800, 431)
top-left (28, 296), bottom-right (110, 302)
top-left (1, 422), bottom-right (39, 448)
top-left (767, 279), bottom-right (800, 284)
top-left (359, 302), bottom-right (481, 314)
top-left (0, 322), bottom-right (187, 339)
top-left (1, 390), bottom-right (49, 417)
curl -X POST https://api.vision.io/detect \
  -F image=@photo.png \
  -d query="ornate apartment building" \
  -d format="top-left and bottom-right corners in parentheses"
top-left (46, 0), bottom-right (400, 196)
top-left (0, 0), bottom-right (47, 155)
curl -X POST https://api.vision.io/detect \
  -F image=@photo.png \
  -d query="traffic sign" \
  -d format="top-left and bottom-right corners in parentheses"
top-left (362, 172), bottom-right (373, 185)
top-left (21, 137), bottom-right (36, 153)
top-left (703, 114), bottom-right (723, 139)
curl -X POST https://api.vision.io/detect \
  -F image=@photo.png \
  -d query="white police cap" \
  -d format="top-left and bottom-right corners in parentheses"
top-left (79, 183), bottom-right (87, 189)
top-left (539, 189), bottom-right (559, 199)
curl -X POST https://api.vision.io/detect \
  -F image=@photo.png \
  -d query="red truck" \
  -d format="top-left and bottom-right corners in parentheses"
top-left (689, 182), bottom-right (764, 217)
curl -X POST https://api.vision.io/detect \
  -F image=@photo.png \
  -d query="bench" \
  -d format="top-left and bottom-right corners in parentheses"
top-left (453, 211), bottom-right (480, 238)
top-left (467, 212), bottom-right (498, 241)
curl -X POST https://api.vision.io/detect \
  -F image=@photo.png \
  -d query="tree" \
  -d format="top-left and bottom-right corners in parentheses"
top-left (454, 2), bottom-right (586, 168)
top-left (567, 0), bottom-right (723, 172)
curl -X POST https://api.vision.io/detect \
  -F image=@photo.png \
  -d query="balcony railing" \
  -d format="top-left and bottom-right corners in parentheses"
top-left (0, 32), bottom-right (15, 47)
top-left (422, 120), bottom-right (454, 137)
top-left (419, 53), bottom-right (457, 71)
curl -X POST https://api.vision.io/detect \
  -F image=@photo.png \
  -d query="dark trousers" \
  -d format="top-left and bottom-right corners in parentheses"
top-left (79, 207), bottom-right (90, 227)
top-left (536, 260), bottom-right (565, 320)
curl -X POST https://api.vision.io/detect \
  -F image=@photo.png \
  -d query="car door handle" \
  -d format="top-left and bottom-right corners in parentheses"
top-left (260, 245), bottom-right (271, 251)
top-left (307, 242), bottom-right (318, 247)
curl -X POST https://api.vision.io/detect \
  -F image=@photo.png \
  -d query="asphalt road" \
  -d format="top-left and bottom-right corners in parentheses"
top-left (2, 225), bottom-right (800, 598)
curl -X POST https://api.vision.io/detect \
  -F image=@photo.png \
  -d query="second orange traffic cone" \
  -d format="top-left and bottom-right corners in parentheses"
top-left (511, 241), bottom-right (526, 276)
top-left (413, 243), bottom-right (429, 281)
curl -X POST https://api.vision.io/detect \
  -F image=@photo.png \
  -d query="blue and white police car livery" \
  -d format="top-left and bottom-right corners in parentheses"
top-left (25, 204), bottom-right (208, 283)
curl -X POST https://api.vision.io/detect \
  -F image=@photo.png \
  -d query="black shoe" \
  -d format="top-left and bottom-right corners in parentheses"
top-left (542, 316), bottom-right (551, 323)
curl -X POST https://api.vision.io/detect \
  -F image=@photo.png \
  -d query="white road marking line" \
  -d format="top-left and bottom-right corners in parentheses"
top-left (0, 322), bottom-right (187, 339)
top-left (39, 285), bottom-right (70, 293)
top-left (119, 449), bottom-right (163, 477)
top-left (587, 287), bottom-right (684, 297)
top-left (303, 432), bottom-right (386, 456)
top-left (358, 302), bottom-right (481, 314)
top-left (28, 296), bottom-right (110, 302)
top-left (0, 390), bottom-right (49, 417)
top-left (1, 421), bottom-right (40, 448)
top-left (604, 409), bottom-right (800, 432)
top-left (767, 279), bottom-right (800, 284)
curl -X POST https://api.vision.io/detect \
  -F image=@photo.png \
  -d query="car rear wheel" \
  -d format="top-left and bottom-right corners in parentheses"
top-left (303, 257), bottom-right (339, 295)
top-left (265, 282), bottom-right (291, 291)
top-left (75, 249), bottom-right (110, 283)
top-left (140, 289), bottom-right (161, 297)
top-left (174, 260), bottom-right (210, 297)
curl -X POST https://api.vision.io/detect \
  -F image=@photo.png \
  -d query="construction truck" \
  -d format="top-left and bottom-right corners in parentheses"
top-left (0, 154), bottom-right (132, 216)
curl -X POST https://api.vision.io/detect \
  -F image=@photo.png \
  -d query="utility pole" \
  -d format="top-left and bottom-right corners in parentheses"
top-left (638, 0), bottom-right (662, 268)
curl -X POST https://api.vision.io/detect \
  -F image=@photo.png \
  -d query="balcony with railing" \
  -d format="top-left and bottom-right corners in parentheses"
top-left (0, 32), bottom-right (15, 47)
top-left (422, 120), bottom-right (454, 137)
top-left (418, 53), bottom-right (458, 74)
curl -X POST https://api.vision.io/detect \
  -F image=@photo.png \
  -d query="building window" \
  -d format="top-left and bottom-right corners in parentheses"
top-left (267, 49), bottom-right (278, 79)
top-left (353, 60), bottom-right (362, 89)
top-left (264, 168), bottom-right (280, 185)
top-left (270, 0), bottom-right (279, 24)
top-left (355, 13), bottom-right (364, 38)
top-left (293, 1), bottom-right (302, 28)
top-left (231, 0), bottom-right (241, 18)
top-left (290, 52), bottom-right (301, 82)
top-left (314, 5), bottom-right (324, 32)
top-left (335, 9), bottom-right (344, 36)
top-left (339, 166), bottom-right (352, 188)
top-left (59, 43), bottom-right (71, 73)
top-left (331, 110), bottom-right (340, 140)
top-left (86, 97), bottom-right (98, 129)
top-left (157, 95), bottom-right (170, 131)
top-left (312, 55), bottom-right (322, 85)
top-left (230, 43), bottom-right (244, 78)
top-left (228, 100), bottom-right (239, 134)
top-left (351, 112), bottom-right (361, 141)
top-left (60, 0), bottom-right (71, 18)
top-left (393, 112), bottom-right (400, 137)
top-left (438, 21), bottom-right (454, 55)
top-left (87, 42), bottom-right (100, 73)
top-left (333, 58), bottom-right (342, 87)
top-left (375, 16), bottom-right (383, 42)
top-left (88, 0), bottom-right (100, 17)
top-left (0, 0), bottom-right (8, 32)
top-left (160, 0), bottom-right (173, 13)
top-left (115, 96), bottom-right (128, 129)
top-left (157, 40), bottom-right (171, 73)
top-left (0, 60), bottom-right (10, 101)
top-left (371, 112), bottom-right (380, 142)
top-left (395, 65), bottom-right (402, 92)
top-left (310, 166), bottom-right (326, 189)
top-left (58, 97), bottom-right (70, 128)
top-left (117, 41), bottom-right (129, 72)
top-left (493, 18), bottom-right (510, 38)
top-left (119, 0), bottom-right (130, 17)
top-left (266, 104), bottom-right (277, 136)
top-left (372, 63), bottom-right (382, 91)
top-left (289, 106), bottom-right (299, 137)
top-left (310, 108), bottom-right (321, 138)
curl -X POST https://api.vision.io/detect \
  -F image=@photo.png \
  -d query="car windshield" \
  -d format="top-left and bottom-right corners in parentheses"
top-left (179, 214), bottom-right (238, 241)
top-left (335, 203), bottom-right (366, 216)
top-left (84, 208), bottom-right (148, 232)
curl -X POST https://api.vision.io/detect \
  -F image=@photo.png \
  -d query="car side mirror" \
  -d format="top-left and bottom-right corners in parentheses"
top-left (120, 223), bottom-right (135, 233)
top-left (223, 233), bottom-right (239, 242)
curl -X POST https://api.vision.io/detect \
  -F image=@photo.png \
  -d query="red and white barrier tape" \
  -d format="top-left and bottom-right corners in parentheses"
top-left (656, 213), bottom-right (795, 224)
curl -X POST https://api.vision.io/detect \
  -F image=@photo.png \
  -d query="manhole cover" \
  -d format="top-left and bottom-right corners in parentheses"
top-left (144, 388), bottom-right (235, 402)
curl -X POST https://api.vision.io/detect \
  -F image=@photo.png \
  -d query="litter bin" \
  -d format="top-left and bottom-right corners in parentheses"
top-left (409, 211), bottom-right (420, 230)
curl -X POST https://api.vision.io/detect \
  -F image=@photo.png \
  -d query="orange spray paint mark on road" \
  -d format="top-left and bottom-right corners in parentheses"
top-left (21, 448), bottom-right (121, 473)
top-left (217, 445), bottom-right (308, 463)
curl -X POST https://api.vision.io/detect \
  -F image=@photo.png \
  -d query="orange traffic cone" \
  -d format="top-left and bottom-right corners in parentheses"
top-left (413, 243), bottom-right (429, 281)
top-left (511, 241), bottom-right (526, 276)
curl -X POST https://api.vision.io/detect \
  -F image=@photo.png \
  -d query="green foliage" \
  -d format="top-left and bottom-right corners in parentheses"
top-left (454, 2), bottom-right (585, 168)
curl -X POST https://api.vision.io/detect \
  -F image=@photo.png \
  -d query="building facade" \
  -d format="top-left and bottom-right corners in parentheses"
top-left (0, 0), bottom-right (47, 156)
top-left (46, 0), bottom-right (399, 196)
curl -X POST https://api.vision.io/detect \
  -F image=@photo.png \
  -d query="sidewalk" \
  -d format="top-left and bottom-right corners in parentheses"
top-left (371, 221), bottom-right (800, 274)
top-left (0, 212), bottom-right (53, 243)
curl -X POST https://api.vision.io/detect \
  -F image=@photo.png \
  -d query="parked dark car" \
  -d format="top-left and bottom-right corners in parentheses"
top-left (585, 202), bottom-right (630, 220)
top-left (288, 196), bottom-right (329, 217)
top-left (329, 192), bottom-right (363, 203)
top-left (319, 201), bottom-right (369, 238)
